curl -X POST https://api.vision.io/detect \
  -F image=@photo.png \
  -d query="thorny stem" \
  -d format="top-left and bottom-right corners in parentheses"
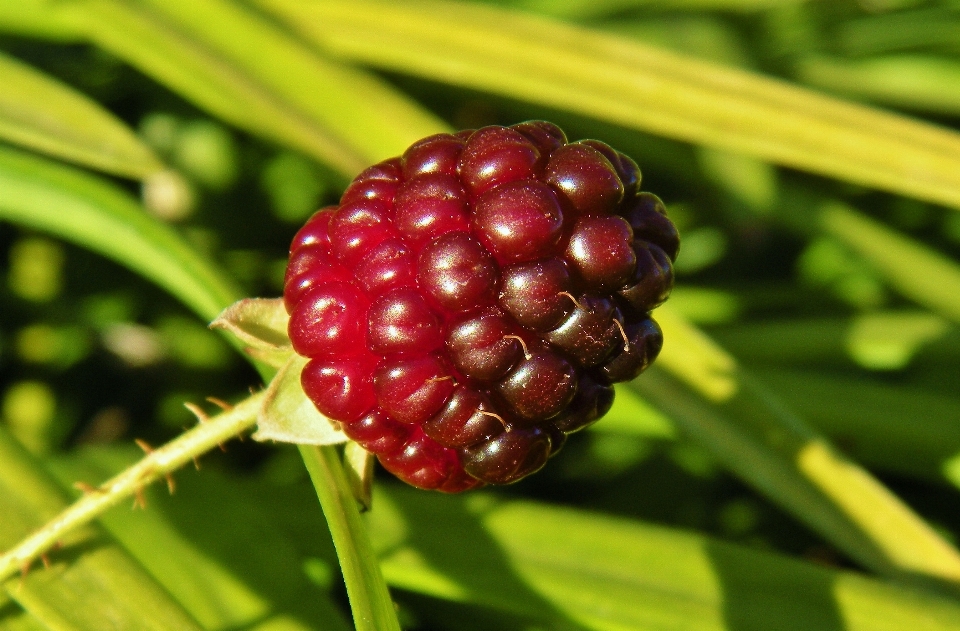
top-left (0, 390), bottom-right (265, 583)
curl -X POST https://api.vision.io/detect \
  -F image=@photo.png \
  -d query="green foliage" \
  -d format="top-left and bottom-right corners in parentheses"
top-left (2, 0), bottom-right (960, 629)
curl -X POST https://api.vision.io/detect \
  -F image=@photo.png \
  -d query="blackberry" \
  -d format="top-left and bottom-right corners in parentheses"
top-left (284, 122), bottom-right (677, 492)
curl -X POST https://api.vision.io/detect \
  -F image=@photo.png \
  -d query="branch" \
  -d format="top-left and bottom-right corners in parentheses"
top-left (0, 390), bottom-right (264, 583)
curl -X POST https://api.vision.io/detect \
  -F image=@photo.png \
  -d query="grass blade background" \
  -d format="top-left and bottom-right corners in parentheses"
top-left (652, 306), bottom-right (960, 583)
top-left (257, 0), bottom-right (960, 211)
top-left (46, 446), bottom-right (353, 631)
top-left (0, 145), bottom-right (239, 322)
top-left (0, 50), bottom-right (164, 179)
top-left (370, 486), bottom-right (960, 631)
top-left (50, 0), bottom-right (446, 176)
top-left (0, 427), bottom-right (206, 631)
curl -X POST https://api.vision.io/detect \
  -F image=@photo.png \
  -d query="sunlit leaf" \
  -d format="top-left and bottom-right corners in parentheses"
top-left (53, 0), bottom-right (447, 175)
top-left (797, 55), bottom-right (960, 116)
top-left (371, 486), bottom-right (960, 631)
top-left (0, 50), bottom-right (163, 178)
top-left (0, 427), bottom-right (205, 631)
top-left (259, 0), bottom-right (960, 210)
top-left (0, 146), bottom-right (239, 323)
top-left (818, 202), bottom-right (960, 324)
top-left (647, 306), bottom-right (960, 583)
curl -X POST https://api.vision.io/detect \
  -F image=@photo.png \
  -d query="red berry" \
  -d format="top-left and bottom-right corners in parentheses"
top-left (393, 173), bottom-right (470, 249)
top-left (545, 143), bottom-right (624, 216)
top-left (565, 215), bottom-right (637, 291)
top-left (418, 232), bottom-right (498, 313)
top-left (459, 126), bottom-right (540, 196)
top-left (473, 179), bottom-right (564, 265)
top-left (367, 288), bottom-right (444, 355)
top-left (401, 133), bottom-right (465, 178)
top-left (283, 122), bottom-right (677, 491)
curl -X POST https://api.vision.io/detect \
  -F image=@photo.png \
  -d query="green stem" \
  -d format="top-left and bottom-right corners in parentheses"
top-left (299, 445), bottom-right (401, 631)
top-left (0, 391), bottom-right (264, 583)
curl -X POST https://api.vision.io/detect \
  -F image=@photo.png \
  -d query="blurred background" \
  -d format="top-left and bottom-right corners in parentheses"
top-left (2, 0), bottom-right (960, 629)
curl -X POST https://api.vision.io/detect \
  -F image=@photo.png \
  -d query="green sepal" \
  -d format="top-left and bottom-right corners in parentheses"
top-left (255, 353), bottom-right (349, 445)
top-left (210, 297), bottom-right (293, 368)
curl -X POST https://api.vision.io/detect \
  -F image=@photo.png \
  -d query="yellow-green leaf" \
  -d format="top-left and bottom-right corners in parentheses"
top-left (0, 50), bottom-right (163, 178)
top-left (259, 0), bottom-right (960, 210)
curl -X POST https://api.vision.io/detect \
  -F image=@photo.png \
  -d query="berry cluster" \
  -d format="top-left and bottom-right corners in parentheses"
top-left (284, 122), bottom-right (678, 492)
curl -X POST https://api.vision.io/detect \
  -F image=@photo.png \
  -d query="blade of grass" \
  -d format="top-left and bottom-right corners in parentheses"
top-left (0, 604), bottom-right (48, 631)
top-left (649, 305), bottom-right (960, 585)
top-left (0, 145), bottom-right (239, 322)
top-left (371, 486), bottom-right (960, 631)
top-left (0, 50), bottom-right (164, 178)
top-left (479, 0), bottom-right (801, 17)
top-left (299, 446), bottom-right (401, 631)
top-left (52, 0), bottom-right (445, 176)
top-left (0, 0), bottom-right (79, 40)
top-left (52, 0), bottom-right (363, 177)
top-left (136, 0), bottom-right (446, 163)
top-left (837, 9), bottom-right (960, 56)
top-left (758, 367), bottom-right (960, 482)
top-left (259, 0), bottom-right (960, 211)
top-left (796, 54), bottom-right (960, 117)
top-left (0, 426), bottom-right (206, 631)
top-left (817, 202), bottom-right (960, 325)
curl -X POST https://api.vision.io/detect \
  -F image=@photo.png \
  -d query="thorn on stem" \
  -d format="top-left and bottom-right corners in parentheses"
top-left (134, 438), bottom-right (154, 454)
top-left (133, 487), bottom-right (147, 510)
top-left (73, 481), bottom-right (100, 495)
top-left (39, 554), bottom-right (50, 569)
top-left (206, 396), bottom-right (233, 411)
top-left (185, 402), bottom-right (227, 451)
top-left (183, 402), bottom-right (210, 424)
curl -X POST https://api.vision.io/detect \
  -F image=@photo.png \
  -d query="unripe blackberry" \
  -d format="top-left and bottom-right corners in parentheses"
top-left (284, 122), bottom-right (677, 492)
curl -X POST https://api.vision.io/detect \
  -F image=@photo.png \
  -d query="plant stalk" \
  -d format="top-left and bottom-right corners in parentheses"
top-left (0, 390), bottom-right (264, 583)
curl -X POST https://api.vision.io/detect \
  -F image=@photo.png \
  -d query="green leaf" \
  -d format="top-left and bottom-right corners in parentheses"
top-left (648, 305), bottom-right (960, 584)
top-left (818, 202), bottom-right (960, 325)
top-left (0, 0), bottom-right (80, 40)
top-left (0, 604), bottom-right (47, 631)
top-left (796, 55), bottom-right (960, 116)
top-left (53, 0), bottom-right (447, 176)
top-left (258, 0), bottom-right (960, 210)
top-left (757, 367), bottom-right (960, 481)
top-left (256, 355), bottom-right (348, 445)
top-left (0, 427), bottom-right (205, 631)
top-left (0, 146), bottom-right (240, 323)
top-left (478, 0), bottom-right (800, 18)
top-left (0, 51), bottom-right (163, 178)
top-left (372, 486), bottom-right (960, 631)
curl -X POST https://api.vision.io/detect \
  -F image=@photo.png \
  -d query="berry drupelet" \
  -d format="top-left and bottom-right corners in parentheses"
top-left (284, 122), bottom-right (678, 492)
